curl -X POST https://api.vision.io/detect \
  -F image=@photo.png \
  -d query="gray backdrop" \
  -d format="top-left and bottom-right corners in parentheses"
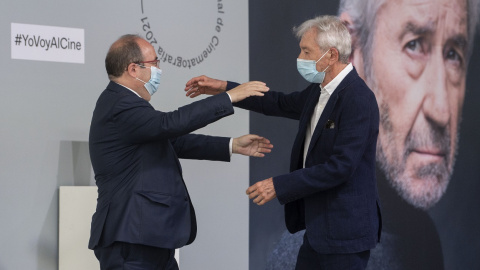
top-left (1, 1), bottom-right (250, 269)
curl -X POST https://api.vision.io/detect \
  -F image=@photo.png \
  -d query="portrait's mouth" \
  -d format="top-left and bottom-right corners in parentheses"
top-left (410, 147), bottom-right (446, 163)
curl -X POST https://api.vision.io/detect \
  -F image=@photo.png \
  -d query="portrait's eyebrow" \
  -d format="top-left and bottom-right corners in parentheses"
top-left (398, 21), bottom-right (435, 42)
top-left (447, 34), bottom-right (468, 54)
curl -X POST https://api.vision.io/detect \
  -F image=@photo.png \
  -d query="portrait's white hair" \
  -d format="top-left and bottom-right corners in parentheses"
top-left (338, 0), bottom-right (480, 67)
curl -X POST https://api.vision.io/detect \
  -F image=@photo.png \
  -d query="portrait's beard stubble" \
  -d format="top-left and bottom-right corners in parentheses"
top-left (375, 102), bottom-right (460, 210)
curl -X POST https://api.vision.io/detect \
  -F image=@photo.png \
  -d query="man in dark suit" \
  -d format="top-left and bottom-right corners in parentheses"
top-left (185, 16), bottom-right (381, 269)
top-left (88, 34), bottom-right (273, 270)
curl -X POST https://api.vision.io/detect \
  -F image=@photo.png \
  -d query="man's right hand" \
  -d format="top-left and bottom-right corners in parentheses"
top-left (185, 75), bottom-right (227, 98)
top-left (227, 81), bottom-right (269, 103)
top-left (185, 75), bottom-right (269, 103)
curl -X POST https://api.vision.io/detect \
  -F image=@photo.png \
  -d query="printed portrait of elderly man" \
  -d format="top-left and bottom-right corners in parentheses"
top-left (339, 0), bottom-right (480, 268)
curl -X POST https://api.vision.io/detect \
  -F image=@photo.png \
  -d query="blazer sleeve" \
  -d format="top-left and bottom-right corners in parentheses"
top-left (228, 81), bottom-right (313, 120)
top-left (113, 92), bottom-right (234, 144)
top-left (273, 88), bottom-right (379, 204)
top-left (170, 134), bottom-right (231, 162)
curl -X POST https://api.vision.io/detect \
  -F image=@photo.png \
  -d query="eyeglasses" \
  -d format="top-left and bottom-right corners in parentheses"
top-left (137, 59), bottom-right (160, 68)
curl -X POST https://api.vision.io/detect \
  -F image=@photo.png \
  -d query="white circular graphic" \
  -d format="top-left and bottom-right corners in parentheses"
top-left (139, 0), bottom-right (226, 69)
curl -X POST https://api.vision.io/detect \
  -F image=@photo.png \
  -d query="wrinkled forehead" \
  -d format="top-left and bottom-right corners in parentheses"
top-left (384, 0), bottom-right (468, 34)
top-left (299, 28), bottom-right (320, 50)
top-left (377, 0), bottom-right (469, 52)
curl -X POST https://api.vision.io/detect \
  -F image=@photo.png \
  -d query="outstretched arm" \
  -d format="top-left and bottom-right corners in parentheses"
top-left (185, 75), bottom-right (227, 98)
top-left (171, 133), bottom-right (272, 161)
top-left (232, 134), bottom-right (273, 157)
top-left (186, 75), bottom-right (309, 121)
top-left (185, 75), bottom-right (269, 103)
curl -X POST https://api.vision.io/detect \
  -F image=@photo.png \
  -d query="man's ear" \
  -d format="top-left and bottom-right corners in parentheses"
top-left (329, 48), bottom-right (340, 64)
top-left (126, 62), bottom-right (138, 78)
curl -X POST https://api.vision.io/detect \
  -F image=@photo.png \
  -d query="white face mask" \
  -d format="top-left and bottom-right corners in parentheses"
top-left (136, 66), bottom-right (162, 96)
top-left (297, 49), bottom-right (330, 83)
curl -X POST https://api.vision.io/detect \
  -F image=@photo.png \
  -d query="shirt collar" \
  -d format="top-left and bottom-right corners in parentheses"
top-left (320, 63), bottom-right (353, 95)
top-left (114, 81), bottom-right (142, 98)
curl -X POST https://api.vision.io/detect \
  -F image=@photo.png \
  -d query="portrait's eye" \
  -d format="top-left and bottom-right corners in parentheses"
top-left (445, 48), bottom-right (463, 69)
top-left (404, 38), bottom-right (425, 56)
top-left (401, 35), bottom-right (428, 76)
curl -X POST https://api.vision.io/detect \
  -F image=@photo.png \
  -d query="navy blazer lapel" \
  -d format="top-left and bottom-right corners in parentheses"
top-left (305, 68), bottom-right (359, 158)
top-left (306, 93), bottom-right (339, 158)
top-left (290, 84), bottom-right (321, 170)
top-left (299, 85), bottom-right (322, 137)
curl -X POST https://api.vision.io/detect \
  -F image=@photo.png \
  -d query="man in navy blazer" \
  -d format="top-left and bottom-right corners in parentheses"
top-left (88, 34), bottom-right (272, 270)
top-left (185, 16), bottom-right (381, 269)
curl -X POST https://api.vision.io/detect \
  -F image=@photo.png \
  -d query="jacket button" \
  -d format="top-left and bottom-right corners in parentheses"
top-left (184, 196), bottom-right (188, 201)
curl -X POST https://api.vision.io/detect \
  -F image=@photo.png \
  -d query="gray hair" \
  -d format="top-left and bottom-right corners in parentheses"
top-left (294, 15), bottom-right (352, 64)
top-left (338, 0), bottom-right (480, 74)
top-left (338, 0), bottom-right (385, 85)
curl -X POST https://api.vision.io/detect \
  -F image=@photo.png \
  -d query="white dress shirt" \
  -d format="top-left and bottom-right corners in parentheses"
top-left (303, 63), bottom-right (353, 167)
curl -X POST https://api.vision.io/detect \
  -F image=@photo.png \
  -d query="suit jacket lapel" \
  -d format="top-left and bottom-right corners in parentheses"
top-left (306, 93), bottom-right (339, 157)
top-left (290, 84), bottom-right (320, 171)
top-left (305, 68), bottom-right (359, 159)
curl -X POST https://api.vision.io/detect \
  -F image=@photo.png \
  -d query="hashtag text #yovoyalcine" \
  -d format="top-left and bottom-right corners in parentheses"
top-left (15, 34), bottom-right (82, 51)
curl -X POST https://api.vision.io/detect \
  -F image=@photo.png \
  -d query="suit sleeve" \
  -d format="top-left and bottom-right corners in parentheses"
top-left (170, 134), bottom-right (230, 162)
top-left (273, 89), bottom-right (379, 204)
top-left (227, 81), bottom-right (312, 120)
top-left (113, 92), bottom-right (234, 143)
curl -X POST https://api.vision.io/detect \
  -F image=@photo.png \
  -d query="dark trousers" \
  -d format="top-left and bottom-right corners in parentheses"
top-left (94, 242), bottom-right (179, 270)
top-left (295, 235), bottom-right (370, 270)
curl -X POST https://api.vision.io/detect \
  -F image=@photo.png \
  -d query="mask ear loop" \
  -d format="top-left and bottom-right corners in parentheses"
top-left (316, 49), bottom-right (331, 73)
top-left (315, 49), bottom-right (330, 63)
top-left (135, 64), bottom-right (151, 84)
top-left (136, 77), bottom-right (148, 84)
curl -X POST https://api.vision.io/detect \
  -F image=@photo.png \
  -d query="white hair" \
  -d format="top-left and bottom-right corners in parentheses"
top-left (338, 0), bottom-right (480, 65)
top-left (337, 0), bottom-right (385, 84)
top-left (294, 15), bottom-right (352, 64)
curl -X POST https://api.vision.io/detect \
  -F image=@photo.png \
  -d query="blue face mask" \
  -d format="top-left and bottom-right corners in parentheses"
top-left (297, 49), bottom-right (330, 83)
top-left (136, 66), bottom-right (162, 96)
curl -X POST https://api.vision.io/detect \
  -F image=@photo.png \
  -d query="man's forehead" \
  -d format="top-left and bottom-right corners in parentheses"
top-left (138, 39), bottom-right (156, 57)
top-left (381, 0), bottom-right (468, 38)
top-left (387, 0), bottom-right (467, 25)
top-left (392, 0), bottom-right (467, 8)
top-left (299, 29), bottom-right (319, 49)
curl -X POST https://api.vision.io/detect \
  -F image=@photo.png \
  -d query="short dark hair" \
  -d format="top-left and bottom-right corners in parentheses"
top-left (105, 34), bottom-right (144, 79)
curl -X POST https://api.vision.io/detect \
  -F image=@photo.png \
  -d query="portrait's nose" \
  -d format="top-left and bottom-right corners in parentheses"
top-left (422, 51), bottom-right (450, 127)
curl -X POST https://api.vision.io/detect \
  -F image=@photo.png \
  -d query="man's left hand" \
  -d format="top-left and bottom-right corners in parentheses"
top-left (246, 178), bottom-right (276, 205)
top-left (233, 134), bottom-right (273, 157)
